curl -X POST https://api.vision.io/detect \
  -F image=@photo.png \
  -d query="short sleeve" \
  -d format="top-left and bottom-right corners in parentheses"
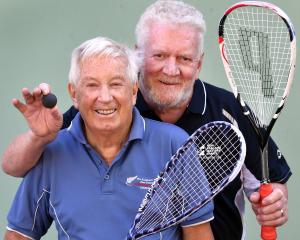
top-left (267, 137), bottom-right (292, 183)
top-left (240, 118), bottom-right (292, 184)
top-left (6, 156), bottom-right (52, 239)
top-left (181, 201), bottom-right (214, 227)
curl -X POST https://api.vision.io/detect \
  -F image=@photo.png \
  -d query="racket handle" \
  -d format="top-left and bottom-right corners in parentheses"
top-left (260, 183), bottom-right (277, 240)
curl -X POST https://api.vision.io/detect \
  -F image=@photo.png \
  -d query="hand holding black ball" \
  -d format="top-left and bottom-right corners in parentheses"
top-left (42, 93), bottom-right (57, 108)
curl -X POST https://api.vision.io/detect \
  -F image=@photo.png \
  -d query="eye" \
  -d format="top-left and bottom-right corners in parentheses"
top-left (178, 56), bottom-right (193, 63)
top-left (153, 53), bottom-right (166, 60)
top-left (110, 81), bottom-right (124, 87)
top-left (86, 82), bottom-right (98, 88)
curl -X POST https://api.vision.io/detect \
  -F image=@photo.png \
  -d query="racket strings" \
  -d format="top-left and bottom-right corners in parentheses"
top-left (133, 124), bottom-right (243, 234)
top-left (223, 6), bottom-right (291, 126)
top-left (197, 127), bottom-right (241, 190)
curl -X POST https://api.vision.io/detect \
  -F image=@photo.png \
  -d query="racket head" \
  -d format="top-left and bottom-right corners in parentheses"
top-left (127, 121), bottom-right (246, 240)
top-left (218, 1), bottom-right (296, 141)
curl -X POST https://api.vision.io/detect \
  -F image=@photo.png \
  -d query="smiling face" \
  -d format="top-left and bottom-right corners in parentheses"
top-left (69, 55), bottom-right (138, 139)
top-left (139, 21), bottom-right (203, 110)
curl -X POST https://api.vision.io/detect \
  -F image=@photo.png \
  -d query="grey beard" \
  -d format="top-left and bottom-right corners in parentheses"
top-left (139, 73), bottom-right (193, 111)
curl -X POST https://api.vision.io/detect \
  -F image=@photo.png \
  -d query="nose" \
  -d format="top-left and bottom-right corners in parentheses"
top-left (162, 57), bottom-right (180, 76)
top-left (97, 86), bottom-right (113, 102)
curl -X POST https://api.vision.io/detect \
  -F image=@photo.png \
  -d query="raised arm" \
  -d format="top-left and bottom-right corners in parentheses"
top-left (1, 83), bottom-right (63, 177)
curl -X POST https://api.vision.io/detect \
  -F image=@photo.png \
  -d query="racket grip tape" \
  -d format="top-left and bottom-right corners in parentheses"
top-left (259, 183), bottom-right (277, 240)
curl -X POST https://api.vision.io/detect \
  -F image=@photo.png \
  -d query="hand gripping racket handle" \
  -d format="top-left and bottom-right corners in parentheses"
top-left (260, 183), bottom-right (277, 240)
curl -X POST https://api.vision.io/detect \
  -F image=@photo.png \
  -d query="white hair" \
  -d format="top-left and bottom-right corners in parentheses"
top-left (68, 36), bottom-right (140, 85)
top-left (135, 0), bottom-right (206, 56)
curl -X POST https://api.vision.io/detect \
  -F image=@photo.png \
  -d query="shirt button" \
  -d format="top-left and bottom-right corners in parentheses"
top-left (104, 174), bottom-right (110, 180)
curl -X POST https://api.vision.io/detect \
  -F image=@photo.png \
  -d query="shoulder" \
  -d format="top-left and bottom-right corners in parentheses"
top-left (43, 129), bottom-right (75, 159)
top-left (203, 81), bottom-right (236, 102)
top-left (49, 128), bottom-right (73, 145)
top-left (202, 81), bottom-right (242, 116)
top-left (143, 118), bottom-right (189, 147)
top-left (145, 118), bottom-right (188, 136)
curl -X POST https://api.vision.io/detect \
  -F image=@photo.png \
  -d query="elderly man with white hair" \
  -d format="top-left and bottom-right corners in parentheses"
top-left (4, 36), bottom-right (214, 240)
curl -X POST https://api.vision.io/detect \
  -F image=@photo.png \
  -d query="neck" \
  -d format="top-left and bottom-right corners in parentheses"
top-left (154, 104), bottom-right (187, 124)
top-left (85, 125), bottom-right (131, 166)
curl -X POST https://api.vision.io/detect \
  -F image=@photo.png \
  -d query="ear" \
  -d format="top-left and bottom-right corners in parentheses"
top-left (132, 82), bottom-right (139, 106)
top-left (68, 83), bottom-right (79, 109)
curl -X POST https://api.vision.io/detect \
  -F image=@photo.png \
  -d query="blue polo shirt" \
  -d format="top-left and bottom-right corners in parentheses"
top-left (7, 107), bottom-right (214, 240)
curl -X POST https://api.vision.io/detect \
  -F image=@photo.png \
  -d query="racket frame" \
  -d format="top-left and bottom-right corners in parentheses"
top-left (127, 121), bottom-right (246, 240)
top-left (218, 2), bottom-right (296, 239)
top-left (218, 0), bottom-right (296, 183)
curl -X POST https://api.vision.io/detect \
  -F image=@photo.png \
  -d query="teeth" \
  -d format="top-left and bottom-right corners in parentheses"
top-left (95, 109), bottom-right (116, 115)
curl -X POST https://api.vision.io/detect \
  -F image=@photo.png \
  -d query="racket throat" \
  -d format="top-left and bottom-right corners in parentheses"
top-left (261, 141), bottom-right (270, 183)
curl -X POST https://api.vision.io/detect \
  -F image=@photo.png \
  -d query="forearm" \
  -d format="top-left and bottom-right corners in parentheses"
top-left (4, 230), bottom-right (31, 240)
top-left (1, 131), bottom-right (49, 177)
top-left (182, 222), bottom-right (214, 240)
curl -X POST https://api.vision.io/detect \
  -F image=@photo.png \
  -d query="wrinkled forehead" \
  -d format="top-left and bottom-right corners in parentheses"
top-left (78, 55), bottom-right (128, 80)
top-left (144, 21), bottom-right (201, 54)
top-left (80, 54), bottom-right (127, 67)
top-left (146, 20), bottom-right (200, 37)
top-left (80, 55), bottom-right (127, 71)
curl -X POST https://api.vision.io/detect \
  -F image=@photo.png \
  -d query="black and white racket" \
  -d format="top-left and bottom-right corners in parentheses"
top-left (218, 1), bottom-right (296, 239)
top-left (127, 121), bottom-right (246, 240)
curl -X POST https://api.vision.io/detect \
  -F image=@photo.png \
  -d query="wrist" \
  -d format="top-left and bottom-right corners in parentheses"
top-left (27, 130), bottom-right (55, 146)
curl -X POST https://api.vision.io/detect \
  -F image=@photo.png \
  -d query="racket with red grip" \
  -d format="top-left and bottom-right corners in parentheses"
top-left (218, 1), bottom-right (296, 239)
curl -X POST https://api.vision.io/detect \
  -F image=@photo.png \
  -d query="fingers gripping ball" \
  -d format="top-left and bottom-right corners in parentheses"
top-left (42, 93), bottom-right (57, 108)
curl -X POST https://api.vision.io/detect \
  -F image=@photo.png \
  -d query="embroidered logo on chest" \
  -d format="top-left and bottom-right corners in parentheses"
top-left (126, 176), bottom-right (155, 190)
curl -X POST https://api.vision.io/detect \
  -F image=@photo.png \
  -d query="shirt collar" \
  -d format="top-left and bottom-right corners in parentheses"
top-left (136, 79), bottom-right (207, 116)
top-left (128, 107), bottom-right (145, 141)
top-left (187, 79), bottom-right (207, 115)
top-left (68, 107), bottom-right (145, 145)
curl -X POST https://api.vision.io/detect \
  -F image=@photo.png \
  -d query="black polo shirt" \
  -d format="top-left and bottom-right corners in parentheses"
top-left (62, 79), bottom-right (291, 240)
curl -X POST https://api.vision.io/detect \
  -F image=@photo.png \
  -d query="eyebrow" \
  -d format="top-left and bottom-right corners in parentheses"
top-left (82, 74), bottom-right (127, 82)
top-left (149, 49), bottom-right (195, 57)
top-left (111, 74), bottom-right (126, 79)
